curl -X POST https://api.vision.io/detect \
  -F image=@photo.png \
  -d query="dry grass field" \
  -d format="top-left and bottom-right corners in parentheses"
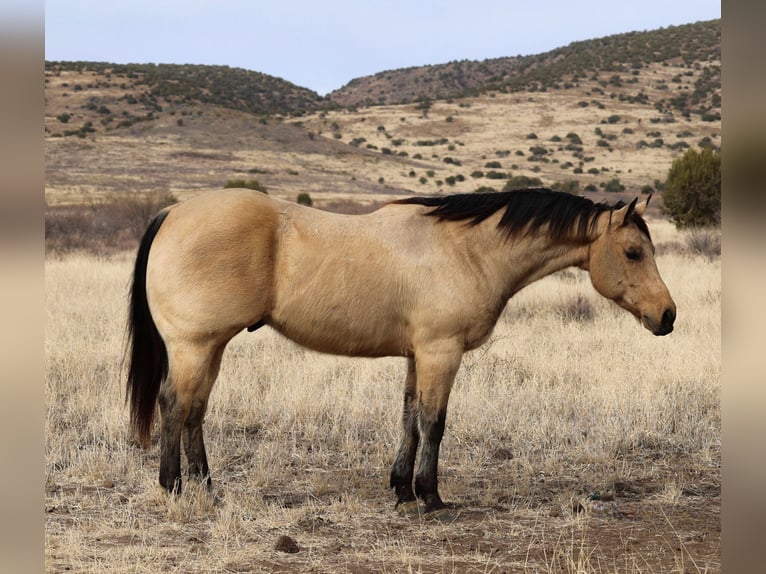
top-left (45, 218), bottom-right (720, 573)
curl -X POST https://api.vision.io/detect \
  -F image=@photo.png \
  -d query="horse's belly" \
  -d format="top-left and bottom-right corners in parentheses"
top-left (267, 309), bottom-right (409, 358)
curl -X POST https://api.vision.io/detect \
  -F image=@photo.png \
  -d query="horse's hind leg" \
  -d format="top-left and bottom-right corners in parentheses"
top-left (159, 342), bottom-right (223, 494)
top-left (183, 399), bottom-right (210, 486)
top-left (183, 345), bottom-right (225, 487)
top-left (390, 358), bottom-right (419, 507)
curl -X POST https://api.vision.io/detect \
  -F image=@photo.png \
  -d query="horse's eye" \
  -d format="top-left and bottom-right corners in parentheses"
top-left (625, 248), bottom-right (641, 261)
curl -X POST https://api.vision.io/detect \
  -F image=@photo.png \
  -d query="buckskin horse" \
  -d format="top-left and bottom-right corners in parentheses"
top-left (126, 187), bottom-right (675, 515)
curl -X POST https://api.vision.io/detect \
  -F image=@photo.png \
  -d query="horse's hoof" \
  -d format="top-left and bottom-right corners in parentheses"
top-left (395, 500), bottom-right (421, 517)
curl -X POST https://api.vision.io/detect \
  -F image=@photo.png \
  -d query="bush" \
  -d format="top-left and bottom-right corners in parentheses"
top-left (297, 193), bottom-right (313, 206)
top-left (662, 147), bottom-right (721, 227)
top-left (552, 180), bottom-right (580, 194)
top-left (224, 179), bottom-right (267, 192)
top-left (557, 294), bottom-right (595, 323)
top-left (502, 175), bottom-right (543, 190)
top-left (45, 191), bottom-right (177, 255)
top-left (685, 227), bottom-right (721, 260)
top-left (602, 178), bottom-right (625, 192)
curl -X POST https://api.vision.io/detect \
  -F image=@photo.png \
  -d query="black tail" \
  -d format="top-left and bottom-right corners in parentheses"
top-left (126, 209), bottom-right (171, 446)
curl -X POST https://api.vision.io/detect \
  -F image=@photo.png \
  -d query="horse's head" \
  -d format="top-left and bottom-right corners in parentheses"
top-left (587, 197), bottom-right (676, 336)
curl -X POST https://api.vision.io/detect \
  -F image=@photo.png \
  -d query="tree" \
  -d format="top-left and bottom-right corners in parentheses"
top-left (662, 147), bottom-right (721, 227)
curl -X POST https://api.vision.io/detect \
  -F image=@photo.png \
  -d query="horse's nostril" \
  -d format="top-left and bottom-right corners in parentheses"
top-left (662, 308), bottom-right (676, 328)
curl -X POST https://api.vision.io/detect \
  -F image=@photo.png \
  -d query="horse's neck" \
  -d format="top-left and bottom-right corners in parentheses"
top-left (475, 226), bottom-right (590, 297)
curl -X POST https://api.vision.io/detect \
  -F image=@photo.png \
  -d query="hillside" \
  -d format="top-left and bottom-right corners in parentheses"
top-left (45, 19), bottom-right (720, 224)
top-left (45, 61), bottom-right (325, 121)
top-left (329, 19), bottom-right (720, 114)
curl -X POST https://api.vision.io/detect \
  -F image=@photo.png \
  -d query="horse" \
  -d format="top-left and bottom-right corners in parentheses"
top-left (126, 187), bottom-right (675, 514)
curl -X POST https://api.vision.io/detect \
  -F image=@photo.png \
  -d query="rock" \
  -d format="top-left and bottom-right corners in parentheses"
top-left (274, 535), bottom-right (300, 554)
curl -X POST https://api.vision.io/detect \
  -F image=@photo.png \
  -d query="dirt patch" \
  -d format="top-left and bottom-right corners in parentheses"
top-left (44, 451), bottom-right (719, 573)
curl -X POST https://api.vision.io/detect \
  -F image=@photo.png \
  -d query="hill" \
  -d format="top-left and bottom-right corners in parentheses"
top-left (45, 19), bottom-right (720, 229)
top-left (329, 19), bottom-right (720, 116)
top-left (45, 61), bottom-right (325, 120)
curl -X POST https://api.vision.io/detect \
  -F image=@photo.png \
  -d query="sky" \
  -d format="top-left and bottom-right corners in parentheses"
top-left (44, 1), bottom-right (721, 96)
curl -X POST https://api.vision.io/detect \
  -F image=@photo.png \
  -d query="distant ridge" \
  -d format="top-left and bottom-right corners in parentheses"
top-left (46, 19), bottom-right (719, 118)
top-left (44, 61), bottom-right (326, 116)
top-left (328, 19), bottom-right (720, 108)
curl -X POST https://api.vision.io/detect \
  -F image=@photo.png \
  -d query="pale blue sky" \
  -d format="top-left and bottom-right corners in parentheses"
top-left (44, 1), bottom-right (720, 95)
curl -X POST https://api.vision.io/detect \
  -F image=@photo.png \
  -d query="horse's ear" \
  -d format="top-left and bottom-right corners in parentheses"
top-left (634, 194), bottom-right (651, 217)
top-left (591, 197), bottom-right (641, 239)
top-left (611, 198), bottom-right (638, 228)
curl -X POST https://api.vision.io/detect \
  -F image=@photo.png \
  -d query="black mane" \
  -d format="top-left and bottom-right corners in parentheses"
top-left (394, 188), bottom-right (650, 242)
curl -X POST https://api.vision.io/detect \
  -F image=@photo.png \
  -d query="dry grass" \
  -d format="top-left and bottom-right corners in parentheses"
top-left (45, 219), bottom-right (719, 573)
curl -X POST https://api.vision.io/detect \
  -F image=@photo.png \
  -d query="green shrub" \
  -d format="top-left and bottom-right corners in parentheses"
top-left (502, 175), bottom-right (543, 190)
top-left (224, 179), bottom-right (267, 192)
top-left (662, 147), bottom-right (721, 227)
top-left (297, 192), bottom-right (313, 206)
top-left (602, 178), bottom-right (625, 192)
top-left (552, 180), bottom-right (580, 194)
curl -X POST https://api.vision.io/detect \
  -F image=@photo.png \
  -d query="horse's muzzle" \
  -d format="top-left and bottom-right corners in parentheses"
top-left (643, 307), bottom-right (675, 336)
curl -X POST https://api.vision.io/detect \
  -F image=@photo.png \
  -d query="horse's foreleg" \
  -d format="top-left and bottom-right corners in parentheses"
top-left (390, 358), bottom-right (419, 507)
top-left (412, 345), bottom-right (462, 513)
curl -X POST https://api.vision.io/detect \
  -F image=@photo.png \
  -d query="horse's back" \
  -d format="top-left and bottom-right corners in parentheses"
top-left (146, 189), bottom-right (282, 341)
